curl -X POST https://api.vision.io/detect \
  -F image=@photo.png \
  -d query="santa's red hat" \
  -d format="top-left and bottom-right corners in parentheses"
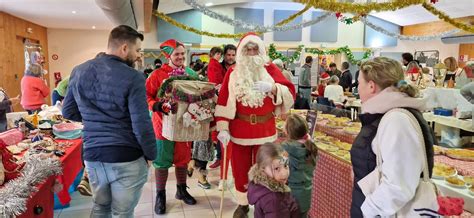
top-left (320, 72), bottom-right (330, 80)
top-left (160, 39), bottom-right (184, 58)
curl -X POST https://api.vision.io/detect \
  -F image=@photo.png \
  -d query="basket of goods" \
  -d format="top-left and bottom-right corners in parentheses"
top-left (445, 149), bottom-right (474, 161)
top-left (432, 163), bottom-right (457, 179)
top-left (158, 76), bottom-right (217, 142)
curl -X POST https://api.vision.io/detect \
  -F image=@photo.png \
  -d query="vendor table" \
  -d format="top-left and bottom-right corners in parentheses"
top-left (16, 139), bottom-right (83, 218)
top-left (424, 112), bottom-right (473, 132)
top-left (308, 122), bottom-right (474, 217)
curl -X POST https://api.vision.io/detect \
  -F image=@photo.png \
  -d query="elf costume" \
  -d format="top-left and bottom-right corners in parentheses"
top-left (215, 33), bottom-right (296, 217)
top-left (146, 39), bottom-right (198, 215)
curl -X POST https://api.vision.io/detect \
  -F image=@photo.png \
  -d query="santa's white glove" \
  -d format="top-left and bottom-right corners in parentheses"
top-left (253, 81), bottom-right (273, 93)
top-left (217, 130), bottom-right (231, 148)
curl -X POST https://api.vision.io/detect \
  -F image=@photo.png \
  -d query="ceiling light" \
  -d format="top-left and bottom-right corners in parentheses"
top-left (72, 11), bottom-right (77, 14)
top-left (205, 2), bottom-right (213, 6)
top-left (92, 26), bottom-right (96, 29)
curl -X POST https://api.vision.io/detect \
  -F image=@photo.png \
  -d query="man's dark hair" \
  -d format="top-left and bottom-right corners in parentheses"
top-left (210, 47), bottom-right (224, 57)
top-left (95, 52), bottom-right (106, 58)
top-left (154, 59), bottom-right (162, 65)
top-left (342, 62), bottom-right (350, 70)
top-left (223, 44), bottom-right (237, 55)
top-left (305, 56), bottom-right (313, 64)
top-left (108, 25), bottom-right (144, 49)
top-left (329, 62), bottom-right (337, 68)
top-left (402, 53), bottom-right (414, 62)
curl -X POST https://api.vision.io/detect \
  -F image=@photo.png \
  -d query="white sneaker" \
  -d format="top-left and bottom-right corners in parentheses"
top-left (218, 180), bottom-right (227, 191)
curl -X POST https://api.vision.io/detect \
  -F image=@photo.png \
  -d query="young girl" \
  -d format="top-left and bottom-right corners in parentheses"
top-left (248, 143), bottom-right (300, 218)
top-left (282, 114), bottom-right (317, 218)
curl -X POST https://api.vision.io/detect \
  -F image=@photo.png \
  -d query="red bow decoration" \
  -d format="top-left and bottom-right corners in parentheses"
top-left (335, 12), bottom-right (343, 19)
top-left (430, 0), bottom-right (438, 3)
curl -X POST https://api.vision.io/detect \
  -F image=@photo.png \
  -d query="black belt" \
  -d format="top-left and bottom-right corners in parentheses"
top-left (299, 86), bottom-right (311, 89)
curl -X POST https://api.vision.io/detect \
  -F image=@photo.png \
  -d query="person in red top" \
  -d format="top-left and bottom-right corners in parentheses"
top-left (316, 72), bottom-right (330, 97)
top-left (20, 63), bottom-right (50, 114)
top-left (215, 33), bottom-right (296, 217)
top-left (146, 39), bottom-right (197, 215)
top-left (207, 46), bottom-right (225, 88)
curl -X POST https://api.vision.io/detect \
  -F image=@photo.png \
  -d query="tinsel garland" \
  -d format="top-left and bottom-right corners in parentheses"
top-left (294, 0), bottom-right (424, 14)
top-left (269, 44), bottom-right (372, 65)
top-left (269, 44), bottom-right (304, 63)
top-left (361, 16), bottom-right (461, 40)
top-left (184, 0), bottom-right (323, 33)
top-left (157, 76), bottom-right (206, 98)
top-left (171, 88), bottom-right (216, 103)
top-left (422, 2), bottom-right (474, 33)
top-left (155, 10), bottom-right (331, 38)
top-left (0, 157), bottom-right (62, 217)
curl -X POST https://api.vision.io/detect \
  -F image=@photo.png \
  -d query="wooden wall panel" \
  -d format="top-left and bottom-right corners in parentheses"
top-left (402, 16), bottom-right (474, 36)
top-left (0, 12), bottom-right (50, 111)
top-left (459, 43), bottom-right (474, 67)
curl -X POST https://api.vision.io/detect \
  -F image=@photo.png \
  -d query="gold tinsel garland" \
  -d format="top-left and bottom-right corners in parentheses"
top-left (154, 5), bottom-right (310, 39)
top-left (294, 0), bottom-right (424, 14)
top-left (422, 3), bottom-right (474, 33)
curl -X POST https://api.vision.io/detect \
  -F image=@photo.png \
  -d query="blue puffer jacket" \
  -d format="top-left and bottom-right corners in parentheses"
top-left (62, 54), bottom-right (157, 162)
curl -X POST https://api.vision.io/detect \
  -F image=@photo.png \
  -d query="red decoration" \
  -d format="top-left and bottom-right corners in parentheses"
top-left (335, 12), bottom-right (342, 19)
top-left (52, 54), bottom-right (59, 60)
top-left (430, 0), bottom-right (438, 3)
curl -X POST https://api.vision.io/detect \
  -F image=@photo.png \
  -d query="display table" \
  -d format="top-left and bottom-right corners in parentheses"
top-left (308, 122), bottom-right (474, 217)
top-left (423, 113), bottom-right (473, 132)
top-left (16, 139), bottom-right (83, 218)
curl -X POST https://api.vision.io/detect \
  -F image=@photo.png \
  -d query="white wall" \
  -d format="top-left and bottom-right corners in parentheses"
top-left (47, 28), bottom-right (109, 80)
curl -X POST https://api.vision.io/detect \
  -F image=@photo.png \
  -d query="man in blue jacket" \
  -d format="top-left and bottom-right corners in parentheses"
top-left (62, 25), bottom-right (157, 218)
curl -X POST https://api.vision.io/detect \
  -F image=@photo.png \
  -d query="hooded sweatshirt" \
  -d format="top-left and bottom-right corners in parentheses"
top-left (358, 87), bottom-right (433, 217)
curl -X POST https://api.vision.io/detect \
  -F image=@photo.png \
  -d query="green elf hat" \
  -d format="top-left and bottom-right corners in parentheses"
top-left (160, 39), bottom-right (184, 58)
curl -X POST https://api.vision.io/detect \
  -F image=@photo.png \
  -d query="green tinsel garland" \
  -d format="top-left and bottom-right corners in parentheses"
top-left (268, 44), bottom-right (372, 65)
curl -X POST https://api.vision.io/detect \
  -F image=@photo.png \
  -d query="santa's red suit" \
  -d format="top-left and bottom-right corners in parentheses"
top-left (215, 34), bottom-right (295, 206)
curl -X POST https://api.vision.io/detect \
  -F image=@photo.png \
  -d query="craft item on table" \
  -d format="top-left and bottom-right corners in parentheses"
top-left (0, 129), bottom-right (24, 146)
top-left (0, 141), bottom-right (26, 185)
top-left (0, 156), bottom-right (62, 217)
top-left (53, 123), bottom-right (83, 140)
top-left (437, 197), bottom-right (465, 216)
top-left (433, 108), bottom-right (453, 116)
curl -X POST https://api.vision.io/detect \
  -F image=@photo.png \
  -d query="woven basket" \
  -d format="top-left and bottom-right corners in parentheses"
top-left (161, 80), bottom-right (216, 142)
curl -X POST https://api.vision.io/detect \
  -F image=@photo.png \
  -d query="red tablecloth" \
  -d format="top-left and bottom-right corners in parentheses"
top-left (309, 150), bottom-right (353, 218)
top-left (17, 139), bottom-right (83, 218)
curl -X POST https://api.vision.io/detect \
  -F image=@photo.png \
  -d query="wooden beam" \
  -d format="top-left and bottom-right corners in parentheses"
top-left (144, 0), bottom-right (152, 33)
top-left (402, 16), bottom-right (474, 36)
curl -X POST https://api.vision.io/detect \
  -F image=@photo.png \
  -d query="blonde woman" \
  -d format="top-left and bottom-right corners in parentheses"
top-left (350, 57), bottom-right (436, 217)
top-left (444, 56), bottom-right (462, 82)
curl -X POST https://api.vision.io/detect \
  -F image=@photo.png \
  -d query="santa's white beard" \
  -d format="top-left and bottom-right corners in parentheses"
top-left (233, 55), bottom-right (273, 108)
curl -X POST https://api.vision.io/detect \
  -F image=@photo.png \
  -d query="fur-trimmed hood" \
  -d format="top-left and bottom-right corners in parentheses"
top-left (248, 165), bottom-right (290, 193)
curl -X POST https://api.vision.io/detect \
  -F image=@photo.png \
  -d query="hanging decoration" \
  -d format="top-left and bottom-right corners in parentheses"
top-left (182, 0), bottom-right (331, 33)
top-left (268, 44), bottom-right (304, 63)
top-left (361, 16), bottom-right (461, 40)
top-left (0, 157), bottom-right (62, 217)
top-left (144, 51), bottom-right (163, 59)
top-left (336, 13), bottom-right (362, 25)
top-left (268, 44), bottom-right (372, 65)
top-left (294, 0), bottom-right (424, 14)
top-left (430, 0), bottom-right (438, 4)
top-left (422, 3), bottom-right (474, 33)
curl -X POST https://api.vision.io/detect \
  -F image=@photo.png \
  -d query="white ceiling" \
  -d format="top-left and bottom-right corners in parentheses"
top-left (0, 0), bottom-right (473, 30)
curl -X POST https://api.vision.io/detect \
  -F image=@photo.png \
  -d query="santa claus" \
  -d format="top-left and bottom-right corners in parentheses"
top-left (215, 33), bottom-right (295, 217)
top-left (145, 39), bottom-right (197, 215)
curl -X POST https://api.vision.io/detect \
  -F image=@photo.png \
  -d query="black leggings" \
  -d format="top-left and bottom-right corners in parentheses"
top-left (193, 159), bottom-right (207, 171)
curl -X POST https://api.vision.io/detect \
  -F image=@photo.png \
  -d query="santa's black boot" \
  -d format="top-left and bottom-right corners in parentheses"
top-left (155, 190), bottom-right (166, 214)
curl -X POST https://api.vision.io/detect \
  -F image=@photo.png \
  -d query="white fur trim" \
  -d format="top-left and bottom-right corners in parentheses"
top-left (215, 73), bottom-right (238, 119)
top-left (236, 190), bottom-right (249, 205)
top-left (231, 133), bottom-right (277, 146)
top-left (216, 120), bottom-right (229, 131)
top-left (237, 35), bottom-right (267, 60)
top-left (272, 83), bottom-right (294, 116)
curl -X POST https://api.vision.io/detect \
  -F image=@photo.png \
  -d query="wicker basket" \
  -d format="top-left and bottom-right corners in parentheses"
top-left (161, 80), bottom-right (216, 142)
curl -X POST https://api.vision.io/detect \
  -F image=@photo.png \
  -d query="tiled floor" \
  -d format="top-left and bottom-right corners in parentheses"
top-left (54, 166), bottom-right (254, 218)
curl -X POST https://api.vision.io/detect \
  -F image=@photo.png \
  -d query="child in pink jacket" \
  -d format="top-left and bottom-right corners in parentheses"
top-left (21, 63), bottom-right (50, 114)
